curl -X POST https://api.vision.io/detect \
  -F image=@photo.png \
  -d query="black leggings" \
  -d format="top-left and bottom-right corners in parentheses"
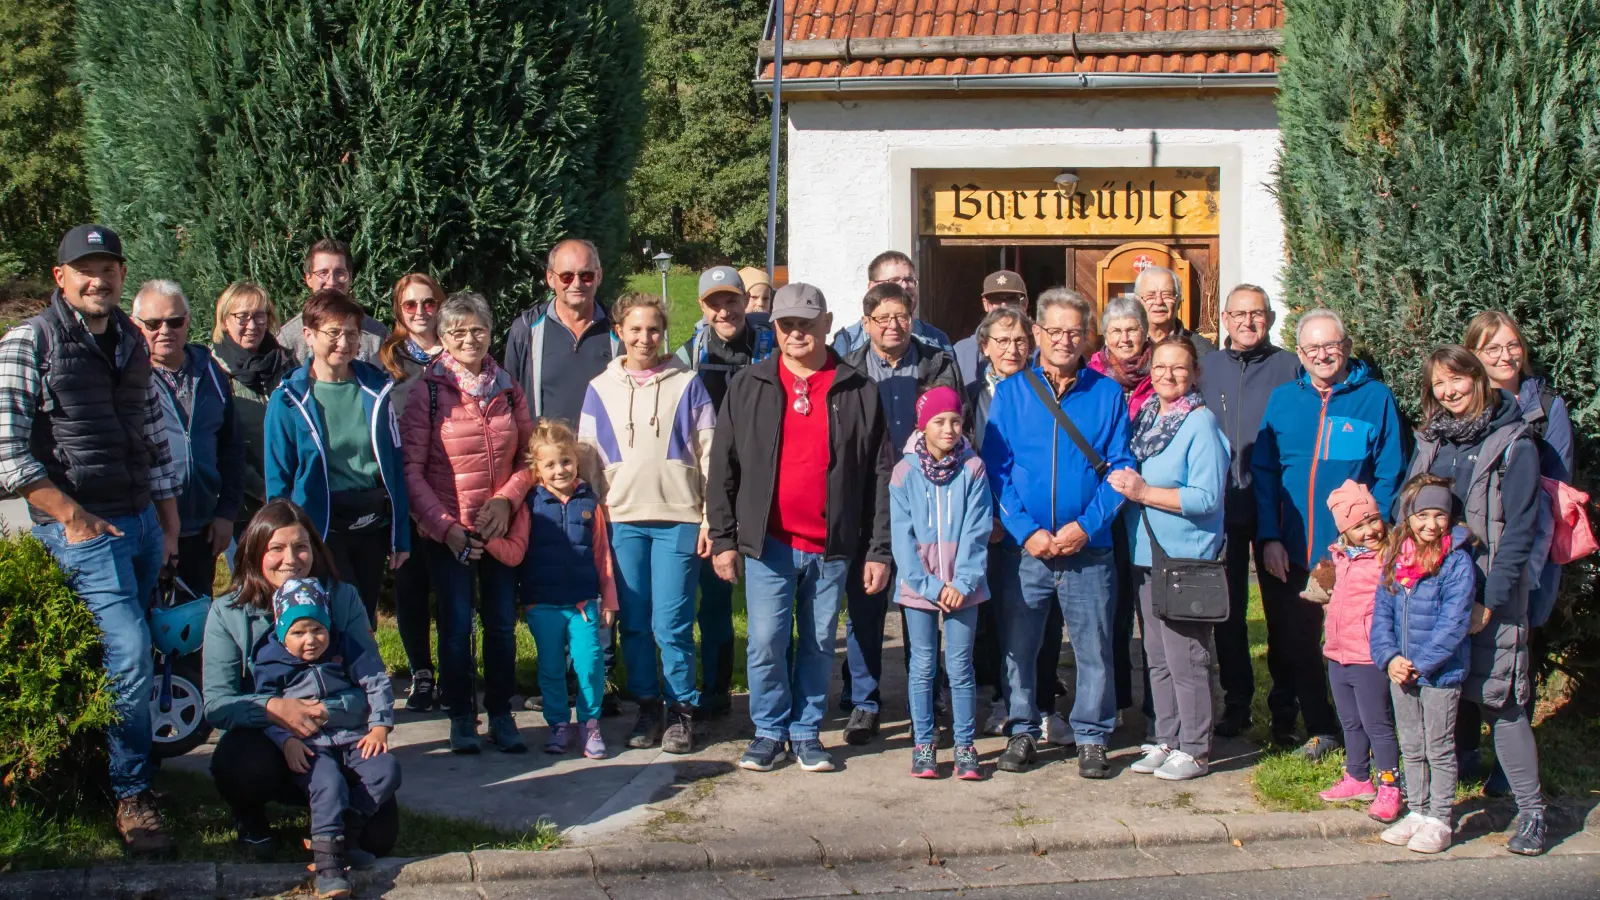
top-left (325, 528), bottom-right (389, 630)
top-left (210, 727), bottom-right (398, 855)
top-left (393, 521), bottom-right (435, 673)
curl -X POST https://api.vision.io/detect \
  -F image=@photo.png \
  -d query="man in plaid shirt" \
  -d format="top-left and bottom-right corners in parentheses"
top-left (0, 225), bottom-right (182, 856)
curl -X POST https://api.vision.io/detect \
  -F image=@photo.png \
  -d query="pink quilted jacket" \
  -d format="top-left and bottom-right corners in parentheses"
top-left (400, 359), bottom-right (535, 566)
top-left (1323, 544), bottom-right (1382, 666)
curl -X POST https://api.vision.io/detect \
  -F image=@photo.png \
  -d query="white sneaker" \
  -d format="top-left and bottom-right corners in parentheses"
top-left (1043, 713), bottom-right (1075, 747)
top-left (1129, 743), bottom-right (1171, 775)
top-left (1154, 750), bottom-right (1208, 781)
top-left (1382, 812), bottom-right (1427, 846)
top-left (1406, 817), bottom-right (1452, 854)
top-left (983, 700), bottom-right (1008, 737)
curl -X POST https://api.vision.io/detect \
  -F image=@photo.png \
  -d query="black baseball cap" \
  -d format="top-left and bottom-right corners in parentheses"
top-left (57, 224), bottom-right (125, 266)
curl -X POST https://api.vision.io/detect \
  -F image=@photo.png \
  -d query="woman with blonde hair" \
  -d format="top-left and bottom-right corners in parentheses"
top-left (212, 281), bottom-right (294, 537)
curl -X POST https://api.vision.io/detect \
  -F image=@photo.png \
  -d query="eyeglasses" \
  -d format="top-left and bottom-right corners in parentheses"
top-left (317, 328), bottom-right (362, 345)
top-left (1299, 340), bottom-right (1348, 359)
top-left (867, 313), bottom-right (910, 327)
top-left (445, 327), bottom-right (489, 342)
top-left (985, 337), bottom-right (1029, 350)
top-left (136, 315), bottom-right (188, 332)
top-left (1225, 310), bottom-right (1269, 323)
top-left (1151, 364), bottom-right (1192, 378)
top-left (1038, 327), bottom-right (1085, 344)
top-left (884, 275), bottom-right (918, 288)
top-left (402, 299), bottom-right (438, 314)
top-left (311, 268), bottom-right (352, 284)
top-left (1478, 340), bottom-right (1522, 360)
top-left (1141, 291), bottom-right (1178, 303)
top-left (791, 375), bottom-right (812, 416)
top-left (555, 270), bottom-right (598, 286)
top-left (229, 311), bottom-right (270, 327)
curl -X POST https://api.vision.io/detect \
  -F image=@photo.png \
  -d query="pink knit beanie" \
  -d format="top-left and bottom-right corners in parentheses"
top-left (916, 386), bottom-right (963, 431)
top-left (1327, 479), bottom-right (1381, 534)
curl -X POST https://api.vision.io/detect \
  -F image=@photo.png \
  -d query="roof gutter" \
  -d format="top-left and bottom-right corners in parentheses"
top-left (758, 29), bottom-right (1282, 62)
top-left (753, 71), bottom-right (1277, 94)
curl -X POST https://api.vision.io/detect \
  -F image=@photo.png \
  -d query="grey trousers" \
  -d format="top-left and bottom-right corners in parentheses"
top-left (1480, 700), bottom-right (1545, 815)
top-left (1391, 681), bottom-right (1460, 822)
top-left (1134, 568), bottom-right (1214, 760)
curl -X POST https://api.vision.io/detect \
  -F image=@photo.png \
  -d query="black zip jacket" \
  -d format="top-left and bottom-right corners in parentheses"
top-left (1197, 343), bottom-right (1301, 530)
top-left (706, 353), bottom-right (893, 563)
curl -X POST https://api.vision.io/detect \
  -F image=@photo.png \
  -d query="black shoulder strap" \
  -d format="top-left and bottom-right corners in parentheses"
top-left (1024, 369), bottom-right (1108, 477)
top-left (1140, 509), bottom-right (1169, 564)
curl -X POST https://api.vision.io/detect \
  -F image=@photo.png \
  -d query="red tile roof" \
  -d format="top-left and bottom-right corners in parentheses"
top-left (759, 0), bottom-right (1282, 81)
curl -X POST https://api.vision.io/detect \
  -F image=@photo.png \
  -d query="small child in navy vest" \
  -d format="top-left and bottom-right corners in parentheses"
top-left (519, 420), bottom-right (618, 759)
top-left (253, 578), bottom-right (400, 897)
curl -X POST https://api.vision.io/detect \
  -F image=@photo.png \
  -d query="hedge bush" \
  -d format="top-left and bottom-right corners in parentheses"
top-left (74, 0), bottom-right (644, 337)
top-left (0, 533), bottom-right (114, 800)
top-left (1278, 0), bottom-right (1600, 696)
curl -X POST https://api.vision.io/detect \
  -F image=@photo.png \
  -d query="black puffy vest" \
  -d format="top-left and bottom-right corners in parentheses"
top-left (26, 293), bottom-right (157, 523)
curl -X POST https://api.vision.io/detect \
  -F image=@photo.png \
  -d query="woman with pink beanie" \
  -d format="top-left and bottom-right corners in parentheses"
top-left (1306, 479), bottom-right (1402, 822)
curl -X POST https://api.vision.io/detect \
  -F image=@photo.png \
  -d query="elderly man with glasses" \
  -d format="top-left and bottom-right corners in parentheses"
top-left (1250, 308), bottom-right (1405, 759)
top-left (1134, 266), bottom-right (1214, 356)
top-left (503, 238), bottom-right (621, 425)
top-left (134, 279), bottom-right (245, 596)
top-left (275, 238), bottom-right (389, 364)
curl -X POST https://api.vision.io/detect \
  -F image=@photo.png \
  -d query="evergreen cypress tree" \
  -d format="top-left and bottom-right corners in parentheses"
top-left (1279, 0), bottom-right (1600, 687)
top-left (75, 0), bottom-right (643, 334)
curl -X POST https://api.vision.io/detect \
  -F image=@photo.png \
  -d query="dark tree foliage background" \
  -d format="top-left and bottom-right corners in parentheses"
top-left (629, 0), bottom-right (781, 268)
top-left (0, 0), bottom-right (90, 281)
top-left (1278, 0), bottom-right (1600, 695)
top-left (75, 0), bottom-right (643, 336)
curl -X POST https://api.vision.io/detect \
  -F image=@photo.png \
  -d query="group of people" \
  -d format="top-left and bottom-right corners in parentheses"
top-left (4, 225), bottom-right (1573, 889)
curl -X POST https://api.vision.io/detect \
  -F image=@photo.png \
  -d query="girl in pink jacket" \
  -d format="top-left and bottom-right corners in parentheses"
top-left (1307, 480), bottom-right (1402, 823)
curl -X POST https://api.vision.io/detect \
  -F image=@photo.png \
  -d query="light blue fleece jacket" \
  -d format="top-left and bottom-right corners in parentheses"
top-left (888, 441), bottom-right (993, 610)
top-left (1124, 407), bottom-right (1231, 567)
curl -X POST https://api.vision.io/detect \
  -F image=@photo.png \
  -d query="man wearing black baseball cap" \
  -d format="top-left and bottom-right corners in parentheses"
top-left (953, 269), bottom-right (1030, 395)
top-left (0, 224), bottom-right (181, 855)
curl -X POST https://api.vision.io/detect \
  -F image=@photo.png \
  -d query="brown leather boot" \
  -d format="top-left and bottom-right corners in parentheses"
top-left (116, 790), bottom-right (175, 857)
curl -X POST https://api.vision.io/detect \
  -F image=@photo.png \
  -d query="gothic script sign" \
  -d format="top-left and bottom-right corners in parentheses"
top-left (919, 168), bottom-right (1220, 237)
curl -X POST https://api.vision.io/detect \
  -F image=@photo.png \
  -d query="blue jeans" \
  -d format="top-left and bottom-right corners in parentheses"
top-left (34, 505), bottom-right (165, 798)
top-left (744, 535), bottom-right (847, 742)
top-left (526, 605), bottom-right (607, 726)
top-left (426, 541), bottom-right (519, 718)
top-left (1000, 546), bottom-right (1118, 745)
top-left (696, 558), bottom-right (736, 696)
top-left (905, 604), bottom-right (979, 747)
top-left (612, 521), bottom-right (700, 707)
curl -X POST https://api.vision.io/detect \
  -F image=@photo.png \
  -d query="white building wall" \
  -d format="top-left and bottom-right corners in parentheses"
top-left (785, 92), bottom-right (1286, 341)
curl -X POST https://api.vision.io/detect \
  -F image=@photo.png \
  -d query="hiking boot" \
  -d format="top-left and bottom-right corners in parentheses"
top-left (843, 707), bottom-right (880, 746)
top-left (789, 738), bottom-right (835, 772)
top-left (1295, 734), bottom-right (1342, 761)
top-left (1368, 783), bottom-right (1404, 824)
top-left (982, 699), bottom-right (1008, 736)
top-left (1319, 772), bottom-right (1378, 803)
top-left (601, 687), bottom-right (623, 718)
top-left (405, 669), bottom-right (436, 712)
top-left (1506, 811), bottom-right (1548, 856)
top-left (582, 720), bottom-right (607, 759)
top-left (545, 722), bottom-right (575, 755)
top-left (627, 701), bottom-right (664, 749)
top-left (1154, 750), bottom-right (1207, 781)
top-left (234, 813), bottom-right (277, 862)
top-left (1381, 812), bottom-right (1427, 846)
top-left (116, 790), bottom-right (174, 857)
top-left (738, 736), bottom-right (784, 772)
top-left (661, 704), bottom-right (696, 755)
top-left (699, 692), bottom-right (732, 720)
top-left (449, 716), bottom-right (482, 754)
top-left (309, 834), bottom-right (352, 898)
top-left (1214, 706), bottom-right (1252, 738)
top-left (1406, 816), bottom-right (1453, 854)
top-left (1130, 744), bottom-right (1172, 775)
top-left (955, 745), bottom-right (982, 781)
top-left (910, 744), bottom-right (938, 778)
top-left (488, 714), bottom-right (527, 753)
top-left (997, 733), bottom-right (1038, 773)
top-left (1043, 712), bottom-right (1075, 748)
top-left (1077, 744), bottom-right (1112, 779)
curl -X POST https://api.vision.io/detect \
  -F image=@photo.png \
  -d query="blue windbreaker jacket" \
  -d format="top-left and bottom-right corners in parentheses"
top-left (1250, 360), bottom-right (1406, 568)
top-left (263, 360), bottom-right (410, 553)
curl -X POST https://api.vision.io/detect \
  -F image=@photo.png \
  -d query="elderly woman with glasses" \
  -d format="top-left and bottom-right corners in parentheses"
top-left (1088, 297), bottom-right (1154, 420)
top-left (264, 290), bottom-right (410, 630)
top-left (400, 292), bottom-right (534, 754)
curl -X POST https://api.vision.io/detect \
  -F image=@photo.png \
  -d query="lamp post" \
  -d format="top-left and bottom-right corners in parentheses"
top-left (652, 250), bottom-right (672, 304)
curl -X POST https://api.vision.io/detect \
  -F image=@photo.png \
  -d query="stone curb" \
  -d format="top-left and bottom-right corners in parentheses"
top-left (0, 809), bottom-right (1482, 899)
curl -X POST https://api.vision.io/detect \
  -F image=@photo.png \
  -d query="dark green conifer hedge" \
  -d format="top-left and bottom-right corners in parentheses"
top-left (75, 0), bottom-right (643, 334)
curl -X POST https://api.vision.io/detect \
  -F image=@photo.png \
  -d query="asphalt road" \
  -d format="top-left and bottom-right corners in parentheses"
top-left (875, 854), bottom-right (1599, 900)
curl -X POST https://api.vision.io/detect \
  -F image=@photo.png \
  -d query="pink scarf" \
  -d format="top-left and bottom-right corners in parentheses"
top-left (1393, 533), bottom-right (1452, 587)
top-left (439, 353), bottom-right (499, 409)
top-left (1088, 347), bottom-right (1153, 420)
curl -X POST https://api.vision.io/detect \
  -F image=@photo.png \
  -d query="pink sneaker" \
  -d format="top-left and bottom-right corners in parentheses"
top-left (544, 722), bottom-right (573, 754)
top-left (582, 720), bottom-right (607, 759)
top-left (1367, 783), bottom-right (1403, 823)
top-left (1318, 772), bottom-right (1377, 803)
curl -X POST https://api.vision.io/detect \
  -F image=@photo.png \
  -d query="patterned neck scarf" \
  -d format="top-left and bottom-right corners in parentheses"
top-left (1420, 405), bottom-right (1495, 445)
top-left (439, 352), bottom-right (500, 408)
top-left (1093, 344), bottom-right (1152, 393)
top-left (1129, 391), bottom-right (1203, 462)
top-left (402, 338), bottom-right (440, 365)
top-left (915, 434), bottom-right (970, 486)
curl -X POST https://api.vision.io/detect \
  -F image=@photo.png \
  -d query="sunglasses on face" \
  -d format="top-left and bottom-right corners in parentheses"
top-left (402, 299), bottom-right (438, 314)
top-left (137, 315), bottom-right (188, 332)
top-left (555, 270), bottom-right (598, 286)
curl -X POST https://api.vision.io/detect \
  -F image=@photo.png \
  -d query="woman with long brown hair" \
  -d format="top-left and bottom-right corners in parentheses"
top-left (200, 499), bottom-right (398, 861)
top-left (378, 273), bottom-right (446, 712)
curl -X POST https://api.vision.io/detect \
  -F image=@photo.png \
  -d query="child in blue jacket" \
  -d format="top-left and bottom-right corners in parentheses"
top-left (1369, 475), bottom-right (1476, 856)
top-left (889, 387), bottom-right (993, 781)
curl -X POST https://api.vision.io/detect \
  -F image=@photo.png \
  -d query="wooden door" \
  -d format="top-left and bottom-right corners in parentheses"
top-left (1096, 241), bottom-right (1193, 324)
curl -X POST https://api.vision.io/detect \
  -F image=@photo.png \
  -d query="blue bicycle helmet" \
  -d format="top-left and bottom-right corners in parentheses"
top-left (150, 599), bottom-right (211, 657)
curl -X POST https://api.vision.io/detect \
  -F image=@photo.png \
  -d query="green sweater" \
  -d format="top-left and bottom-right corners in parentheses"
top-left (312, 379), bottom-right (380, 492)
